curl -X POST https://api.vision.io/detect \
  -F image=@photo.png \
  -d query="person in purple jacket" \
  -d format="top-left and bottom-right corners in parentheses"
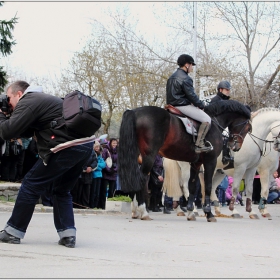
top-left (98, 138), bottom-right (118, 210)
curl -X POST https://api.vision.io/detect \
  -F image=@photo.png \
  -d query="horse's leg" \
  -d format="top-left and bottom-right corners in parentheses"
top-left (227, 164), bottom-right (247, 218)
top-left (243, 168), bottom-right (260, 219)
top-left (129, 193), bottom-right (139, 219)
top-left (211, 169), bottom-right (226, 215)
top-left (258, 168), bottom-right (273, 219)
top-left (186, 163), bottom-right (201, 221)
top-left (173, 200), bottom-right (186, 216)
top-left (203, 160), bottom-right (217, 222)
top-left (134, 190), bottom-right (152, 220)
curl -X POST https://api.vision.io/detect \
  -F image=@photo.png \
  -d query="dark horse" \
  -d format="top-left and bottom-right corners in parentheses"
top-left (118, 100), bottom-right (252, 222)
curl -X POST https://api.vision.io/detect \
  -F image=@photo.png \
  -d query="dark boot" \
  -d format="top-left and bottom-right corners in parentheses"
top-left (222, 138), bottom-right (234, 165)
top-left (151, 196), bottom-right (161, 212)
top-left (195, 122), bottom-right (213, 153)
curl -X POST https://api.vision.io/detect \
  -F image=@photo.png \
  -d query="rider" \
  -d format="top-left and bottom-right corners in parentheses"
top-left (166, 54), bottom-right (212, 153)
top-left (211, 80), bottom-right (231, 102)
top-left (210, 80), bottom-right (233, 165)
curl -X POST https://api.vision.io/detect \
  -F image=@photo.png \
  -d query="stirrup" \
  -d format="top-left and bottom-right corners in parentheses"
top-left (195, 141), bottom-right (213, 154)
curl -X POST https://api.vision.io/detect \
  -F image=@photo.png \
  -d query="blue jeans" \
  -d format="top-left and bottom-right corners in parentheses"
top-left (4, 143), bottom-right (93, 239)
top-left (218, 188), bottom-right (226, 204)
top-left (267, 191), bottom-right (279, 203)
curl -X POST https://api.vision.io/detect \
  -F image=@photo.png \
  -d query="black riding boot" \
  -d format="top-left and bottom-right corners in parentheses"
top-left (195, 122), bottom-right (213, 153)
top-left (222, 138), bottom-right (234, 165)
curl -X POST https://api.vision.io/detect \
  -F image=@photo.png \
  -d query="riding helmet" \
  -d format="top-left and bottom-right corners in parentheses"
top-left (217, 80), bottom-right (231, 91)
top-left (177, 54), bottom-right (196, 67)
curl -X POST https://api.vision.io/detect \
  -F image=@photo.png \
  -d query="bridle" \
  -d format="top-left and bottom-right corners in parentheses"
top-left (212, 118), bottom-right (251, 145)
top-left (248, 124), bottom-right (280, 156)
top-left (228, 119), bottom-right (252, 145)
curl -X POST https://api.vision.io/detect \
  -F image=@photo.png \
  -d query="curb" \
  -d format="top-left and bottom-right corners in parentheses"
top-left (0, 183), bottom-right (130, 215)
top-left (0, 202), bottom-right (127, 215)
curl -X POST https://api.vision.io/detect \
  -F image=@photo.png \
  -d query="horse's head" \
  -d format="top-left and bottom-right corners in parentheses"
top-left (228, 118), bottom-right (252, 151)
top-left (205, 100), bottom-right (252, 152)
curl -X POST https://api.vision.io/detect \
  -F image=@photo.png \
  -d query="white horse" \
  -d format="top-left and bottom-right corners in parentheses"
top-left (164, 109), bottom-right (280, 221)
top-left (209, 108), bottom-right (280, 219)
top-left (162, 158), bottom-right (189, 217)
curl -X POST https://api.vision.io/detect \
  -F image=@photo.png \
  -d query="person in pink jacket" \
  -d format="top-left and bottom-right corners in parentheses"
top-left (225, 176), bottom-right (243, 205)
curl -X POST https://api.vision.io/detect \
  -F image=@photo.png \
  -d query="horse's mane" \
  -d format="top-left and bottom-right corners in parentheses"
top-left (204, 100), bottom-right (251, 119)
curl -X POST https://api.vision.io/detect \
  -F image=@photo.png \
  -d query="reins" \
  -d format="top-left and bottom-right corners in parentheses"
top-left (247, 123), bottom-right (280, 156)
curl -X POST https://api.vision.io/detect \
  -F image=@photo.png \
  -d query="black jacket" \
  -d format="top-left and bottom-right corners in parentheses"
top-left (166, 68), bottom-right (204, 109)
top-left (0, 91), bottom-right (76, 165)
top-left (210, 92), bottom-right (230, 103)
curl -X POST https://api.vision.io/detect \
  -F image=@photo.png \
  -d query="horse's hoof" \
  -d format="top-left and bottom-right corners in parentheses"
top-left (187, 215), bottom-right (196, 221)
top-left (141, 216), bottom-right (153, 221)
top-left (261, 213), bottom-right (272, 219)
top-left (215, 209), bottom-right (221, 215)
top-left (207, 217), bottom-right (217, 222)
top-left (177, 212), bottom-right (185, 216)
top-left (249, 214), bottom-right (259, 219)
top-left (132, 215), bottom-right (138, 219)
top-left (231, 213), bottom-right (242, 218)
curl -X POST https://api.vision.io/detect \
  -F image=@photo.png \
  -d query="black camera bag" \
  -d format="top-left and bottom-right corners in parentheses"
top-left (47, 90), bottom-right (102, 138)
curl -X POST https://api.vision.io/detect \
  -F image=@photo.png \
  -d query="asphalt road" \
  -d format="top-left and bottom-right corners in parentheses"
top-left (0, 204), bottom-right (280, 278)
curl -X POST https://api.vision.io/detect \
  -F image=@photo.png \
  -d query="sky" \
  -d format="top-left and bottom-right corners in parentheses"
top-left (1, 1), bottom-right (167, 81)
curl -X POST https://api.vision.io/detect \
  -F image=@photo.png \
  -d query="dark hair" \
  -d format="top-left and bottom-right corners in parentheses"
top-left (109, 138), bottom-right (118, 146)
top-left (8, 80), bottom-right (30, 94)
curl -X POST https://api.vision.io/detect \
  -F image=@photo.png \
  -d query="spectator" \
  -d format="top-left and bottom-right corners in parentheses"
top-left (98, 138), bottom-right (118, 210)
top-left (148, 154), bottom-right (164, 212)
top-left (217, 175), bottom-right (228, 207)
top-left (267, 171), bottom-right (280, 204)
top-left (225, 176), bottom-right (243, 205)
top-left (1, 139), bottom-right (22, 182)
top-left (15, 137), bottom-right (32, 182)
top-left (89, 141), bottom-right (106, 209)
top-left (79, 150), bottom-right (98, 208)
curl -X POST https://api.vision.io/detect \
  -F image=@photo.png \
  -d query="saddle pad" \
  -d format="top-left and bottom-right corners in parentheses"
top-left (178, 117), bottom-right (197, 135)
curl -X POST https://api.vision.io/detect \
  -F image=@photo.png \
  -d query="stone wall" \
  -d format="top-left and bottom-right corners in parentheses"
top-left (0, 184), bottom-right (20, 201)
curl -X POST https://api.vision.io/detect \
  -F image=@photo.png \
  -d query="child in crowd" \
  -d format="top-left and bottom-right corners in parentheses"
top-left (225, 176), bottom-right (243, 205)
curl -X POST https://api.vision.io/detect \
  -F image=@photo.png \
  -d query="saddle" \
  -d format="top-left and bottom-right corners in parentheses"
top-left (165, 104), bottom-right (199, 135)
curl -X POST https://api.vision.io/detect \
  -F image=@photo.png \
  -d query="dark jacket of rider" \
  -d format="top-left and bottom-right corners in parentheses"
top-left (166, 68), bottom-right (204, 109)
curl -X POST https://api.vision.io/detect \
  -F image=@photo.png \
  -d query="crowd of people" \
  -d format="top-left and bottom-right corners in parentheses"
top-left (70, 137), bottom-right (118, 210)
top-left (0, 136), bottom-right (38, 183)
top-left (216, 171), bottom-right (280, 207)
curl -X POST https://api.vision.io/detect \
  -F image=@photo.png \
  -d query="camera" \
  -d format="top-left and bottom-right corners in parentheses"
top-left (0, 94), bottom-right (12, 114)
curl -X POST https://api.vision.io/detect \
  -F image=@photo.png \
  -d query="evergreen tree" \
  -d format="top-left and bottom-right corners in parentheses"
top-left (0, 2), bottom-right (17, 92)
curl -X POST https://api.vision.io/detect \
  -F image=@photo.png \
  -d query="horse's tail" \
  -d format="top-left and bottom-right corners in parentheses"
top-left (118, 109), bottom-right (146, 193)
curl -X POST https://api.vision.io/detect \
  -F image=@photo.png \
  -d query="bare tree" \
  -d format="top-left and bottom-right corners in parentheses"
top-left (213, 2), bottom-right (280, 109)
top-left (58, 9), bottom-right (175, 136)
